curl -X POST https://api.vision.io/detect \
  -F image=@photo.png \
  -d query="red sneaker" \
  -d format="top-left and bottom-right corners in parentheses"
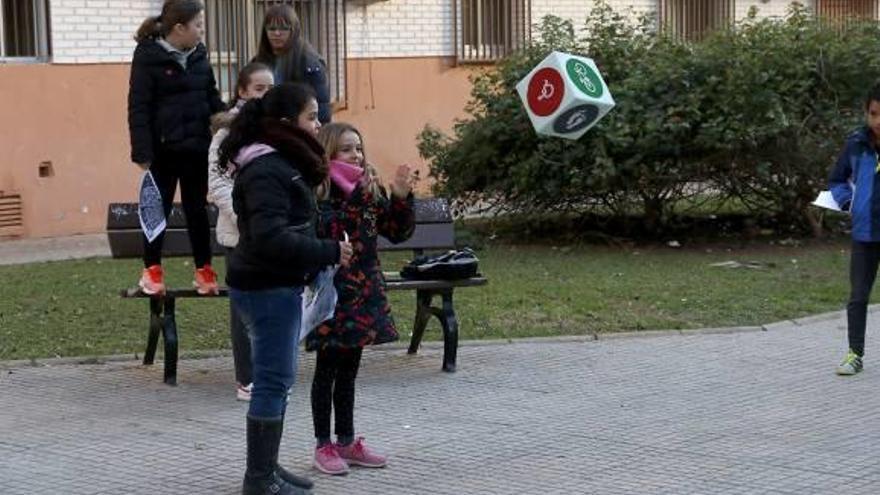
top-left (139, 264), bottom-right (165, 295)
top-left (194, 264), bottom-right (219, 295)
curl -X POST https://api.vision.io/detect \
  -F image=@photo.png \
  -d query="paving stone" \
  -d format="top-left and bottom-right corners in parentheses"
top-left (2, 311), bottom-right (880, 494)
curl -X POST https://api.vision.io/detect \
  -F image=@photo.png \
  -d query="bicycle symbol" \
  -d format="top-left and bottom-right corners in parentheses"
top-left (573, 64), bottom-right (597, 93)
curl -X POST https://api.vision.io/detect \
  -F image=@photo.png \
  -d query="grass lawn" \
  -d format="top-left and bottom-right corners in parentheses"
top-left (0, 240), bottom-right (858, 361)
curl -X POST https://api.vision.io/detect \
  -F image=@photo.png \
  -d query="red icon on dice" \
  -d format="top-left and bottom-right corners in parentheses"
top-left (527, 68), bottom-right (565, 117)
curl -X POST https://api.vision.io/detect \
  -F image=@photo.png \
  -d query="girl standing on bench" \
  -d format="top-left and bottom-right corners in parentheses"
top-left (208, 62), bottom-right (274, 404)
top-left (218, 83), bottom-right (352, 495)
top-left (307, 123), bottom-right (415, 475)
top-left (129, 0), bottom-right (225, 296)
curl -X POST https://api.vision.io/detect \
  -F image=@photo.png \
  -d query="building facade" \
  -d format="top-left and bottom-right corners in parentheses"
top-left (0, 0), bottom-right (865, 238)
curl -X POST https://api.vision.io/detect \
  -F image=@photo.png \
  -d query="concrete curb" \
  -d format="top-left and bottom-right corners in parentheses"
top-left (0, 323), bottom-right (804, 370)
top-left (790, 309), bottom-right (846, 326)
top-left (0, 307), bottom-right (861, 371)
top-left (0, 349), bottom-right (231, 370)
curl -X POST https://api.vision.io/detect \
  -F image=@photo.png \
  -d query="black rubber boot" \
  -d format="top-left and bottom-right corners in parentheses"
top-left (276, 464), bottom-right (314, 490)
top-left (242, 417), bottom-right (311, 495)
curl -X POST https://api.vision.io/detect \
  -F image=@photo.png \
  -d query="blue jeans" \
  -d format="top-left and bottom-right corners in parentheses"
top-left (230, 286), bottom-right (303, 420)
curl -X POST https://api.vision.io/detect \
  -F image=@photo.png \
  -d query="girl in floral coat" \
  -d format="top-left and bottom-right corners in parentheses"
top-left (307, 123), bottom-right (415, 475)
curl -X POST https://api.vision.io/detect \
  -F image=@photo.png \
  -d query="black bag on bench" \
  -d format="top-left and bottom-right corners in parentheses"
top-left (400, 248), bottom-right (479, 280)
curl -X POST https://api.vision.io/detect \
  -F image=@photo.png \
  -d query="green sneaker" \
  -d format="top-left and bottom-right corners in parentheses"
top-left (836, 350), bottom-right (863, 376)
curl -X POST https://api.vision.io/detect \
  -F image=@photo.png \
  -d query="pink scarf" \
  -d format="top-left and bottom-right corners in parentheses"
top-left (329, 160), bottom-right (365, 198)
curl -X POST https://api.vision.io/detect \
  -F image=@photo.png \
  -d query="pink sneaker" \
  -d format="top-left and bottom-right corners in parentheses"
top-left (336, 437), bottom-right (387, 468)
top-left (313, 444), bottom-right (349, 475)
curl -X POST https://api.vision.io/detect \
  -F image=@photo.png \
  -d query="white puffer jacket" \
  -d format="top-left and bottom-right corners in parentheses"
top-left (207, 120), bottom-right (238, 248)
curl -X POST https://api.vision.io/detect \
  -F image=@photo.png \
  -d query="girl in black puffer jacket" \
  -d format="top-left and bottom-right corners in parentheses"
top-left (217, 82), bottom-right (352, 495)
top-left (128, 0), bottom-right (224, 296)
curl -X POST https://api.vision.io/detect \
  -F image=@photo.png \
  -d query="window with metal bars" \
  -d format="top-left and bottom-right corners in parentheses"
top-left (204, 0), bottom-right (345, 105)
top-left (658, 0), bottom-right (735, 42)
top-left (0, 0), bottom-right (50, 60)
top-left (455, 0), bottom-right (531, 64)
top-left (815, 0), bottom-right (879, 24)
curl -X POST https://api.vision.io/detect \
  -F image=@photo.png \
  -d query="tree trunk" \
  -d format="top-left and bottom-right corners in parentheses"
top-left (642, 195), bottom-right (665, 235)
top-left (804, 206), bottom-right (824, 238)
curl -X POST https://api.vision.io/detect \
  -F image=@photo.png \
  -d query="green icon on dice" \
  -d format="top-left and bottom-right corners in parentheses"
top-left (566, 59), bottom-right (603, 98)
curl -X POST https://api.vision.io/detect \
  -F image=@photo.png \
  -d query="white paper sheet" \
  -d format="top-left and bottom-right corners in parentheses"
top-left (138, 171), bottom-right (166, 243)
top-left (811, 190), bottom-right (843, 212)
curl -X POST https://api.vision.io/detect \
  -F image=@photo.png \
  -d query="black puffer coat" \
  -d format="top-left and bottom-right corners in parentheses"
top-left (128, 38), bottom-right (225, 164)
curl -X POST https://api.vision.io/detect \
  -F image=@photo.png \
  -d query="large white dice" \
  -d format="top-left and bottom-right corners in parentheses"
top-left (515, 51), bottom-right (615, 140)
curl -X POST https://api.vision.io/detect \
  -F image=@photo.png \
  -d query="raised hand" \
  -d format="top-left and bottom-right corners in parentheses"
top-left (390, 164), bottom-right (414, 198)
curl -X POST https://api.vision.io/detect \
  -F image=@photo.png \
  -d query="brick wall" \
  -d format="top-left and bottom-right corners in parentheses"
top-left (345, 0), bottom-right (804, 60)
top-left (736, 0), bottom-right (804, 20)
top-left (345, 0), bottom-right (454, 58)
top-left (530, 0), bottom-right (668, 31)
top-left (45, 0), bottom-right (812, 64)
top-left (49, 0), bottom-right (162, 64)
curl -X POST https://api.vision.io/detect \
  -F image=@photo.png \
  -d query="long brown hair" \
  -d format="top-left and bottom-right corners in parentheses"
top-left (316, 122), bottom-right (384, 200)
top-left (253, 5), bottom-right (320, 84)
top-left (134, 0), bottom-right (204, 42)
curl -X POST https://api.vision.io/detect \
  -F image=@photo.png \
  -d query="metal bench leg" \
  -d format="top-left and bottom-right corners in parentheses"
top-left (162, 296), bottom-right (179, 386)
top-left (438, 290), bottom-right (458, 373)
top-left (408, 290), bottom-right (434, 355)
top-left (144, 297), bottom-right (162, 365)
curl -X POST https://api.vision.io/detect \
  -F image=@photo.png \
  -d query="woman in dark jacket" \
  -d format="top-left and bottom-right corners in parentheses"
top-left (253, 4), bottom-right (332, 124)
top-left (128, 0), bottom-right (225, 296)
top-left (218, 82), bottom-right (352, 495)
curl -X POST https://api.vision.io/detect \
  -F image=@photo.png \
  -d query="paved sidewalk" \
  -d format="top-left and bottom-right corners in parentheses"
top-left (2, 310), bottom-right (879, 494)
top-left (0, 233), bottom-right (109, 265)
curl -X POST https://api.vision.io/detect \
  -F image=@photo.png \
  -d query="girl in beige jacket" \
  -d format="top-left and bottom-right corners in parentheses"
top-left (207, 62), bottom-right (274, 402)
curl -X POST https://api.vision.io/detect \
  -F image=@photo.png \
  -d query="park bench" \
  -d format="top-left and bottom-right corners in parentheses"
top-left (106, 198), bottom-right (487, 385)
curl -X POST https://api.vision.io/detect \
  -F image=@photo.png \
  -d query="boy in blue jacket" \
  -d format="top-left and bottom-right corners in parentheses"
top-left (829, 82), bottom-right (880, 375)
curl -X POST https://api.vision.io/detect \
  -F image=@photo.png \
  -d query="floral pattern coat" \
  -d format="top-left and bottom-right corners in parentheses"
top-left (305, 184), bottom-right (415, 351)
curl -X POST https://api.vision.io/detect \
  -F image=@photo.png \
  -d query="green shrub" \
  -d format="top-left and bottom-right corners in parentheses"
top-left (418, 1), bottom-right (880, 236)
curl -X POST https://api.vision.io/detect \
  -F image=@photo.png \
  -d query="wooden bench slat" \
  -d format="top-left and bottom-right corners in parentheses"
top-left (385, 277), bottom-right (488, 291)
top-left (108, 203), bottom-right (218, 230)
top-left (108, 225), bottom-right (455, 257)
top-left (378, 223), bottom-right (455, 251)
top-left (121, 287), bottom-right (230, 298)
top-left (106, 198), bottom-right (451, 231)
top-left (120, 277), bottom-right (487, 298)
top-left (108, 229), bottom-right (226, 258)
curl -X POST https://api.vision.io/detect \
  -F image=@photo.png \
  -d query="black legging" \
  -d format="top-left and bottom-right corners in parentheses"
top-left (311, 347), bottom-right (363, 445)
top-left (142, 149), bottom-right (212, 268)
top-left (847, 240), bottom-right (880, 356)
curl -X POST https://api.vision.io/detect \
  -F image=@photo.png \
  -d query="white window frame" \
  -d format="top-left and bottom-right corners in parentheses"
top-left (0, 0), bottom-right (51, 63)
